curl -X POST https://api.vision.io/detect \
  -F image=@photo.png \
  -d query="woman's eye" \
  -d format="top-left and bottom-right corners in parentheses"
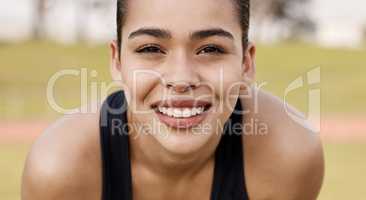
top-left (136, 45), bottom-right (164, 54)
top-left (198, 45), bottom-right (225, 55)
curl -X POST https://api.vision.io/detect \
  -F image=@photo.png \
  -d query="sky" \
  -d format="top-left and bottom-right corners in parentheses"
top-left (0, 0), bottom-right (365, 46)
top-left (0, 0), bottom-right (33, 40)
top-left (311, 0), bottom-right (366, 46)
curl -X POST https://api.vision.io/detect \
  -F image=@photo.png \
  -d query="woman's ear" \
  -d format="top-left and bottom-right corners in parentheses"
top-left (110, 40), bottom-right (123, 82)
top-left (241, 42), bottom-right (256, 88)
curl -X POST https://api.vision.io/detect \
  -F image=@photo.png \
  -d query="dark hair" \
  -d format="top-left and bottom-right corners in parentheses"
top-left (116, 0), bottom-right (250, 56)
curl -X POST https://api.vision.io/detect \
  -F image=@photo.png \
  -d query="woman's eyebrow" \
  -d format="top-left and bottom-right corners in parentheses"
top-left (128, 27), bottom-right (172, 40)
top-left (128, 27), bottom-right (234, 41)
top-left (190, 28), bottom-right (234, 41)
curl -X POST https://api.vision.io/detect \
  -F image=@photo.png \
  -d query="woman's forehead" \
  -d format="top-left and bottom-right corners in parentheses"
top-left (122, 0), bottom-right (241, 39)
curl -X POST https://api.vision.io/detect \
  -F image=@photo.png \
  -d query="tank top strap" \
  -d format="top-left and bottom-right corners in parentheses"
top-left (210, 99), bottom-right (250, 200)
top-left (100, 90), bottom-right (132, 200)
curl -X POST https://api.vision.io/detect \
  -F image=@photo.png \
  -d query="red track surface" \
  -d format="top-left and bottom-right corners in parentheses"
top-left (1, 116), bottom-right (366, 143)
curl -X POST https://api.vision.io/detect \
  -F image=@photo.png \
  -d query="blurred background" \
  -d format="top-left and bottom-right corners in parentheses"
top-left (0, 0), bottom-right (365, 199)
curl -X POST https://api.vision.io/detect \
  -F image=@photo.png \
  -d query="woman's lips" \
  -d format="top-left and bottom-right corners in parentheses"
top-left (155, 108), bottom-right (210, 129)
top-left (151, 99), bottom-right (212, 129)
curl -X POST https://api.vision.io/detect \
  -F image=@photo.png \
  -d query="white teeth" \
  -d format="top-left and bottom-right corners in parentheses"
top-left (173, 108), bottom-right (182, 117)
top-left (167, 108), bottom-right (174, 117)
top-left (158, 107), bottom-right (206, 118)
top-left (182, 108), bottom-right (191, 118)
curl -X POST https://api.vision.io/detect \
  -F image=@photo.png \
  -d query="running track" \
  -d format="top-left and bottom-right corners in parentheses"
top-left (1, 116), bottom-right (366, 143)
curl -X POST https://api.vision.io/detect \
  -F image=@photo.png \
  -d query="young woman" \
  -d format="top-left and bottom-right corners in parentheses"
top-left (22, 0), bottom-right (324, 199)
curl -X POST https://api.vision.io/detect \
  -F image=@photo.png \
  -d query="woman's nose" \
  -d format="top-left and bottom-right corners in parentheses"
top-left (162, 53), bottom-right (201, 93)
top-left (165, 81), bottom-right (199, 93)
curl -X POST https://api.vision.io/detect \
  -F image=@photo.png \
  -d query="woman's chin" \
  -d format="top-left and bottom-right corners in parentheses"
top-left (152, 125), bottom-right (214, 156)
top-left (146, 105), bottom-right (215, 155)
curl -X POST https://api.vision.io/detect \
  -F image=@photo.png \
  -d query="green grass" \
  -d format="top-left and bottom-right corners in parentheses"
top-left (255, 42), bottom-right (366, 114)
top-left (1, 41), bottom-right (366, 119)
top-left (0, 41), bottom-right (110, 119)
top-left (320, 143), bottom-right (366, 200)
top-left (0, 142), bottom-right (31, 200)
top-left (0, 142), bottom-right (365, 200)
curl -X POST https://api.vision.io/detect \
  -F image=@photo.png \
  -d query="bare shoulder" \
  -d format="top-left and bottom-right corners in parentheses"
top-left (242, 89), bottom-right (324, 200)
top-left (21, 112), bottom-right (102, 200)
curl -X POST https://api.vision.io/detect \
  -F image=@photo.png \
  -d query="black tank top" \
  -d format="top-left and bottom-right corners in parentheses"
top-left (99, 91), bottom-right (249, 200)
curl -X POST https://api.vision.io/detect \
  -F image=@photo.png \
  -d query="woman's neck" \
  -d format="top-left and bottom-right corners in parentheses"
top-left (128, 128), bottom-right (218, 180)
top-left (129, 144), bottom-right (215, 200)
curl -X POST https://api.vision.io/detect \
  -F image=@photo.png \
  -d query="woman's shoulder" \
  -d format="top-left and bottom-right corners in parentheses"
top-left (22, 111), bottom-right (102, 199)
top-left (242, 89), bottom-right (324, 199)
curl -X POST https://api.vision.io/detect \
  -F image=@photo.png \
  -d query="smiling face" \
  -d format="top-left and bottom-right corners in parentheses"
top-left (111, 0), bottom-right (255, 156)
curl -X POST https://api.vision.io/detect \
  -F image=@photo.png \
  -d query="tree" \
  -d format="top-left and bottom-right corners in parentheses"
top-left (33, 0), bottom-right (47, 39)
top-left (252, 0), bottom-right (316, 40)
